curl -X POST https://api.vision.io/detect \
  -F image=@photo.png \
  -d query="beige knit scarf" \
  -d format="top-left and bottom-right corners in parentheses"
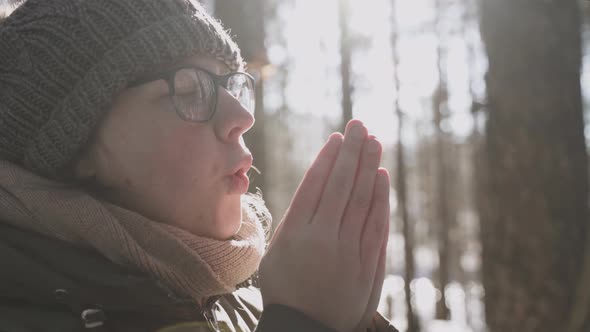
top-left (0, 160), bottom-right (266, 303)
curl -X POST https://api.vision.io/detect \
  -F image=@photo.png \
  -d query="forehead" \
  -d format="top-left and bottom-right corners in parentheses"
top-left (147, 55), bottom-right (231, 77)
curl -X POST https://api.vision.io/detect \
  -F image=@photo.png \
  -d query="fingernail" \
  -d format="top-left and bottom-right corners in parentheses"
top-left (328, 133), bottom-right (343, 145)
top-left (350, 123), bottom-right (365, 138)
top-left (329, 132), bottom-right (343, 140)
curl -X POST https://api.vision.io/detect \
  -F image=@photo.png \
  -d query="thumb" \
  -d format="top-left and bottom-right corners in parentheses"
top-left (358, 220), bottom-right (389, 330)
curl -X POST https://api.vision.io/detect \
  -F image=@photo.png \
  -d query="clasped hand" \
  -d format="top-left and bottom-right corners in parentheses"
top-left (259, 120), bottom-right (391, 332)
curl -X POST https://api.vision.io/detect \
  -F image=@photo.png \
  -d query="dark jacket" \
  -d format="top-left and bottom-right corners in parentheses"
top-left (0, 223), bottom-right (397, 332)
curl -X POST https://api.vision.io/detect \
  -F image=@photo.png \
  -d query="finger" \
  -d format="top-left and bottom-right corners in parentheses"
top-left (313, 120), bottom-right (367, 227)
top-left (339, 137), bottom-right (382, 247)
top-left (267, 133), bottom-right (343, 249)
top-left (360, 221), bottom-right (389, 330)
top-left (266, 213), bottom-right (286, 249)
top-left (282, 132), bottom-right (344, 229)
top-left (361, 168), bottom-right (390, 269)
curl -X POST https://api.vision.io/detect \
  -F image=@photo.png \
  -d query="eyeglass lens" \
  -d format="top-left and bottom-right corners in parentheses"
top-left (226, 74), bottom-right (255, 113)
top-left (171, 68), bottom-right (255, 122)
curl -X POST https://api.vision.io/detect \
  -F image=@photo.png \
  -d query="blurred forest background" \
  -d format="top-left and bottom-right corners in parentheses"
top-left (3, 0), bottom-right (590, 331)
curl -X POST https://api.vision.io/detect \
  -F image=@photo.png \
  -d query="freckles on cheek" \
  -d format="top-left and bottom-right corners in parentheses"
top-left (154, 145), bottom-right (201, 188)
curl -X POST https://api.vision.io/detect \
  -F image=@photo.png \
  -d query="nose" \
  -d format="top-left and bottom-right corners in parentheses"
top-left (213, 87), bottom-right (255, 142)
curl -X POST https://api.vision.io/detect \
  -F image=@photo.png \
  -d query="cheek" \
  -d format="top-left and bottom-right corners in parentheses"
top-left (151, 127), bottom-right (220, 188)
top-left (96, 117), bottom-right (183, 189)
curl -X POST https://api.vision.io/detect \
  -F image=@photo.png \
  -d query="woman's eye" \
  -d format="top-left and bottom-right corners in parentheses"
top-left (174, 83), bottom-right (195, 95)
top-left (176, 93), bottom-right (198, 107)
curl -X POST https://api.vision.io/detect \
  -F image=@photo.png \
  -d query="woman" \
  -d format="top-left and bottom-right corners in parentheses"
top-left (0, 0), bottom-right (396, 331)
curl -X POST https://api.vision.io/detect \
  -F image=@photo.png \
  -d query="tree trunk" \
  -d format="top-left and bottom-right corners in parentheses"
top-left (214, 0), bottom-right (269, 194)
top-left (391, 0), bottom-right (419, 330)
top-left (462, 0), bottom-right (485, 329)
top-left (397, 109), bottom-right (420, 332)
top-left (338, 0), bottom-right (353, 132)
top-left (433, 0), bottom-right (451, 320)
top-left (479, 0), bottom-right (588, 331)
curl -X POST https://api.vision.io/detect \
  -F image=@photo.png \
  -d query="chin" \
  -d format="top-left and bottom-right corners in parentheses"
top-left (213, 219), bottom-right (242, 240)
top-left (213, 198), bottom-right (243, 240)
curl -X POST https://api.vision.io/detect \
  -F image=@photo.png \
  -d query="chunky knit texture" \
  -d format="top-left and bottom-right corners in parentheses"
top-left (0, 0), bottom-right (244, 177)
top-left (0, 160), bottom-right (266, 302)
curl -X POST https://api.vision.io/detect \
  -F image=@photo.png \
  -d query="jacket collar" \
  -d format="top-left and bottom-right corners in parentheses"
top-left (0, 222), bottom-right (202, 319)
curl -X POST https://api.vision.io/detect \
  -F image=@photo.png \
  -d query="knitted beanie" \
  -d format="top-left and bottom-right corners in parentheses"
top-left (0, 0), bottom-right (244, 178)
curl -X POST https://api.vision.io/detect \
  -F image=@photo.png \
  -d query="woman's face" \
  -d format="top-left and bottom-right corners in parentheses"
top-left (78, 55), bottom-right (255, 240)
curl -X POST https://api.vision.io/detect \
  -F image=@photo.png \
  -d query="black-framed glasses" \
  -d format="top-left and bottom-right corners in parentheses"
top-left (128, 66), bottom-right (256, 122)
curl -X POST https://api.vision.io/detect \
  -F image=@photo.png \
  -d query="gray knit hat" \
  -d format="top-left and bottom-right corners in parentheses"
top-left (0, 0), bottom-right (244, 177)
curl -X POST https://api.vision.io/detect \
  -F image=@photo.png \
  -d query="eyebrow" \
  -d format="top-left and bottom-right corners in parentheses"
top-left (163, 61), bottom-right (230, 76)
top-left (128, 69), bottom-right (173, 89)
top-left (129, 64), bottom-right (233, 89)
